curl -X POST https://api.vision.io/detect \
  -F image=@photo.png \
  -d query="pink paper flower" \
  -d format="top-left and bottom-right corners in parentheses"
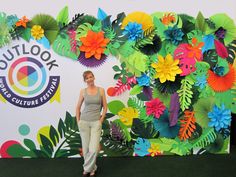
top-left (145, 98), bottom-right (166, 118)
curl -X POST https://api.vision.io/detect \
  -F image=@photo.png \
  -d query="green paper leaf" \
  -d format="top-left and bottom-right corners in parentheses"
top-left (129, 85), bottom-right (142, 95)
top-left (20, 28), bottom-right (31, 41)
top-left (52, 32), bottom-right (78, 60)
top-left (108, 100), bottom-right (125, 115)
top-left (24, 139), bottom-right (36, 150)
top-left (56, 6), bottom-right (69, 26)
top-left (195, 11), bottom-right (207, 32)
top-left (7, 144), bottom-right (35, 158)
top-left (92, 20), bottom-right (102, 32)
top-left (193, 97), bottom-right (215, 128)
top-left (153, 16), bottom-right (166, 39)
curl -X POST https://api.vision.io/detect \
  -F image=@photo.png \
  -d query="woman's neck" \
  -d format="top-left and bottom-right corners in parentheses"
top-left (87, 84), bottom-right (96, 89)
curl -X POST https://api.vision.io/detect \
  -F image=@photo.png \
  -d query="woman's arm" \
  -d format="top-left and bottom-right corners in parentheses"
top-left (76, 89), bottom-right (84, 122)
top-left (100, 88), bottom-right (107, 123)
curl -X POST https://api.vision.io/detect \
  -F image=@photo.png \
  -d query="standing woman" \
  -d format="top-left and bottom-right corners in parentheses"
top-left (76, 70), bottom-right (107, 177)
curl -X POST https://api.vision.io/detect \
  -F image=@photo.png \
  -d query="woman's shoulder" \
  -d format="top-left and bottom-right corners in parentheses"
top-left (80, 88), bottom-right (86, 94)
top-left (97, 86), bottom-right (105, 94)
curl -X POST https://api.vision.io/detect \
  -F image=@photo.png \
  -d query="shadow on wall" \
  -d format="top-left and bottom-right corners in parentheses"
top-left (231, 113), bottom-right (236, 146)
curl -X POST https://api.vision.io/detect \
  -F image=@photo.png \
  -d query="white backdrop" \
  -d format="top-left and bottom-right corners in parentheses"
top-left (0, 0), bottom-right (235, 156)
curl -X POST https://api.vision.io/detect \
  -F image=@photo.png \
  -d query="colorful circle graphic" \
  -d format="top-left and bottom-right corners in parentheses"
top-left (8, 57), bottom-right (47, 96)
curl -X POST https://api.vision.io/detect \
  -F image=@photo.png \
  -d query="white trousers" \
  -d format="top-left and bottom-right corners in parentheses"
top-left (78, 120), bottom-right (102, 173)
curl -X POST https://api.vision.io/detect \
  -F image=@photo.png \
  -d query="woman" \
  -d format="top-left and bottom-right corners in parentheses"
top-left (76, 70), bottom-right (107, 177)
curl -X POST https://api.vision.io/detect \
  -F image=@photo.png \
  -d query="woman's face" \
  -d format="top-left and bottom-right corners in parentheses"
top-left (84, 73), bottom-right (95, 85)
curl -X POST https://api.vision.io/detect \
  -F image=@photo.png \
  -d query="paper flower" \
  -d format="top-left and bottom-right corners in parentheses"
top-left (137, 74), bottom-right (150, 86)
top-left (123, 22), bottom-right (143, 41)
top-left (207, 13), bottom-right (236, 45)
top-left (79, 30), bottom-right (110, 60)
top-left (195, 75), bottom-right (207, 89)
top-left (186, 38), bottom-right (204, 61)
top-left (151, 54), bottom-right (182, 83)
top-left (15, 16), bottom-right (29, 28)
top-left (121, 12), bottom-right (154, 31)
top-left (207, 64), bottom-right (235, 92)
top-left (148, 143), bottom-right (162, 157)
top-left (161, 13), bottom-right (176, 26)
top-left (208, 104), bottom-right (231, 131)
top-left (118, 107), bottom-right (139, 126)
top-left (145, 98), bottom-right (166, 118)
top-left (164, 25), bottom-right (184, 45)
top-left (31, 25), bottom-right (44, 40)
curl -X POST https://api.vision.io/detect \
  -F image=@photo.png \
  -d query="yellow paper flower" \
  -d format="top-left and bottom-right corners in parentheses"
top-left (121, 12), bottom-right (154, 31)
top-left (118, 107), bottom-right (139, 126)
top-left (148, 144), bottom-right (162, 157)
top-left (151, 54), bottom-right (182, 83)
top-left (31, 25), bottom-right (44, 40)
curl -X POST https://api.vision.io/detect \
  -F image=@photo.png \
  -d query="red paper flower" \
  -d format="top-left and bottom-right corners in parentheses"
top-left (145, 98), bottom-right (166, 118)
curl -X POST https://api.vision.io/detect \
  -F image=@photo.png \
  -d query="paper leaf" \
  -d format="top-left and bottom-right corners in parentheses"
top-left (56, 6), bottom-right (69, 25)
top-left (97, 8), bottom-right (107, 20)
top-left (202, 34), bottom-right (214, 53)
top-left (153, 16), bottom-right (166, 39)
top-left (195, 11), bottom-right (207, 32)
top-left (174, 44), bottom-right (197, 76)
top-left (129, 85), bottom-right (142, 95)
top-left (169, 92), bottom-right (180, 126)
top-left (214, 39), bottom-right (228, 58)
top-left (108, 100), bottom-right (125, 115)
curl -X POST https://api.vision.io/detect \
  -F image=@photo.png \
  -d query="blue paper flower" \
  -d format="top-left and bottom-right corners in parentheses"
top-left (208, 104), bottom-right (231, 132)
top-left (164, 25), bottom-right (184, 45)
top-left (134, 137), bottom-right (150, 156)
top-left (137, 74), bottom-right (150, 86)
top-left (195, 75), bottom-right (207, 89)
top-left (6, 15), bottom-right (19, 28)
top-left (123, 22), bottom-right (143, 41)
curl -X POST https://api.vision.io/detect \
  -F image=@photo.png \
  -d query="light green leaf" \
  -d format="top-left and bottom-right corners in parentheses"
top-left (195, 11), bottom-right (207, 32)
top-left (56, 6), bottom-right (69, 25)
top-left (129, 85), bottom-right (143, 95)
top-left (108, 100), bottom-right (125, 115)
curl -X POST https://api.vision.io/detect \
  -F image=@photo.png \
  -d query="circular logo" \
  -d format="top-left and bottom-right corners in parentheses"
top-left (8, 57), bottom-right (47, 96)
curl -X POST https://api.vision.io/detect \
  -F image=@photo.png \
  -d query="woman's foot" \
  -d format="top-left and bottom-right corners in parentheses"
top-left (89, 170), bottom-right (96, 176)
top-left (82, 171), bottom-right (89, 177)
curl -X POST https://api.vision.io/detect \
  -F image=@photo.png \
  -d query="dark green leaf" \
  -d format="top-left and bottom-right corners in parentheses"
top-left (49, 125), bottom-right (60, 146)
top-left (58, 118), bottom-right (66, 138)
top-left (131, 118), bottom-right (159, 139)
top-left (23, 139), bottom-right (36, 150)
top-left (40, 134), bottom-right (53, 156)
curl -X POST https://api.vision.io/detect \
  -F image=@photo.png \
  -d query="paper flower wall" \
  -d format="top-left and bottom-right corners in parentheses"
top-left (0, 7), bottom-right (236, 157)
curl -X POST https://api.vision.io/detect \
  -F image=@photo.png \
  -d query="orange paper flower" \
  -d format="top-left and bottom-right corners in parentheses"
top-left (161, 13), bottom-right (176, 25)
top-left (79, 30), bottom-right (110, 60)
top-left (207, 64), bottom-right (236, 92)
top-left (186, 38), bottom-right (204, 61)
top-left (16, 16), bottom-right (29, 28)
